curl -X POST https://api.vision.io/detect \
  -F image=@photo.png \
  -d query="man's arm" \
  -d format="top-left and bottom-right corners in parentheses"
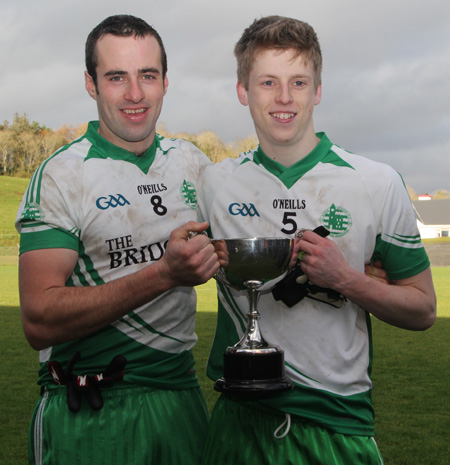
top-left (297, 231), bottom-right (436, 330)
top-left (19, 221), bottom-right (219, 350)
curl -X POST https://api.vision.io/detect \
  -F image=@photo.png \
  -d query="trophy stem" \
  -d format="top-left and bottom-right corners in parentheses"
top-left (233, 281), bottom-right (270, 350)
top-left (247, 283), bottom-right (261, 316)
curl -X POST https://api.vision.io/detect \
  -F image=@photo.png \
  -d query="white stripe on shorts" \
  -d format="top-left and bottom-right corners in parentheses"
top-left (371, 437), bottom-right (385, 465)
top-left (33, 391), bottom-right (48, 465)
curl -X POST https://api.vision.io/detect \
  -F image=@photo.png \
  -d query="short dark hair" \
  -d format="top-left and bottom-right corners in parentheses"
top-left (85, 15), bottom-right (168, 86)
top-left (234, 16), bottom-right (322, 90)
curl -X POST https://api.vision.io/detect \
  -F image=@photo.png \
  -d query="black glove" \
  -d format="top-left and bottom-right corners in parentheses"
top-left (48, 352), bottom-right (127, 412)
top-left (272, 226), bottom-right (346, 308)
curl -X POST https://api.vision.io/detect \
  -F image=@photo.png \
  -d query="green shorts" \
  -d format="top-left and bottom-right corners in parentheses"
top-left (201, 394), bottom-right (384, 465)
top-left (29, 384), bottom-right (209, 465)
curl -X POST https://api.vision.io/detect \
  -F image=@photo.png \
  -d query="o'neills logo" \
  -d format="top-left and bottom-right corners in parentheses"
top-left (137, 183), bottom-right (167, 195)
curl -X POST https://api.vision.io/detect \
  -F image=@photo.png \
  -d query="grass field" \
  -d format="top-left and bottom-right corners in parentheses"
top-left (0, 177), bottom-right (29, 250)
top-left (1, 176), bottom-right (450, 464)
top-left (1, 267), bottom-right (450, 464)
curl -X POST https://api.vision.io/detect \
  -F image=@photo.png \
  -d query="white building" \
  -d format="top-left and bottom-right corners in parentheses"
top-left (412, 199), bottom-right (450, 239)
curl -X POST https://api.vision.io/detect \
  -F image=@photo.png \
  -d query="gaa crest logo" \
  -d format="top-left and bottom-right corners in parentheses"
top-left (180, 180), bottom-right (198, 209)
top-left (320, 204), bottom-right (352, 237)
top-left (96, 194), bottom-right (130, 210)
top-left (228, 203), bottom-right (260, 217)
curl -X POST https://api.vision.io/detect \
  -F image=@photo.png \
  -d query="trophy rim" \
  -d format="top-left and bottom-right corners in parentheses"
top-left (211, 237), bottom-right (292, 242)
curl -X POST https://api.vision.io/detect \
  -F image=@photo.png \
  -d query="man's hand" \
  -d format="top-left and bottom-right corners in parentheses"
top-left (157, 221), bottom-right (220, 287)
top-left (297, 230), bottom-right (350, 290)
top-left (365, 261), bottom-right (391, 285)
top-left (211, 239), bottom-right (229, 268)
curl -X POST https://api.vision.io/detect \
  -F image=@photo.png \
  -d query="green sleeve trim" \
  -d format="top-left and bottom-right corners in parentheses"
top-left (371, 235), bottom-right (430, 280)
top-left (20, 228), bottom-right (79, 254)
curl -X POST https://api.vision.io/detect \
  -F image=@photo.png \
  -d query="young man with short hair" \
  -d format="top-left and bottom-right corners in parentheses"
top-left (199, 16), bottom-right (436, 465)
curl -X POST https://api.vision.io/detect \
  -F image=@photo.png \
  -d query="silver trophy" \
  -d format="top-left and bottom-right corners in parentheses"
top-left (211, 237), bottom-right (295, 395)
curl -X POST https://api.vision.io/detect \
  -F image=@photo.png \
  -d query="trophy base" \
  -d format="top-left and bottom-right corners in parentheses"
top-left (214, 349), bottom-right (294, 396)
top-left (214, 377), bottom-right (293, 395)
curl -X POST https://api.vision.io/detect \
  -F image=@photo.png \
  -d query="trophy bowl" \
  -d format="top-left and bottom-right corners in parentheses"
top-left (211, 237), bottom-right (295, 395)
top-left (212, 238), bottom-right (293, 290)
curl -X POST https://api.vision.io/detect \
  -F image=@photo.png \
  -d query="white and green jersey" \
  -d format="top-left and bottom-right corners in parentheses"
top-left (198, 132), bottom-right (429, 436)
top-left (16, 121), bottom-right (211, 390)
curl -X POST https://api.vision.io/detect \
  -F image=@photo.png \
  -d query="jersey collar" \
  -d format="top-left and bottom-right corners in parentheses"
top-left (252, 133), bottom-right (351, 189)
top-left (85, 121), bottom-right (159, 174)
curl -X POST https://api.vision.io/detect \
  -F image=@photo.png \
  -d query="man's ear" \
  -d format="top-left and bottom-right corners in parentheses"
top-left (163, 75), bottom-right (169, 96)
top-left (314, 82), bottom-right (322, 106)
top-left (85, 71), bottom-right (97, 100)
top-left (236, 81), bottom-right (249, 106)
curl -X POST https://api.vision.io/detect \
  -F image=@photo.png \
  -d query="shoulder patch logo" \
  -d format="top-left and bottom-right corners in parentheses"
top-left (20, 202), bottom-right (44, 222)
top-left (320, 204), bottom-right (352, 237)
top-left (180, 180), bottom-right (198, 209)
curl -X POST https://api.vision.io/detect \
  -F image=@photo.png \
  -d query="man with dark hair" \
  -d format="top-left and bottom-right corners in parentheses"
top-left (199, 15), bottom-right (436, 465)
top-left (85, 14), bottom-right (168, 86)
top-left (16, 14), bottom-right (219, 465)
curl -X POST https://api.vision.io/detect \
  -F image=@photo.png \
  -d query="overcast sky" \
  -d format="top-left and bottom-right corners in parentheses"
top-left (2, 0), bottom-right (449, 194)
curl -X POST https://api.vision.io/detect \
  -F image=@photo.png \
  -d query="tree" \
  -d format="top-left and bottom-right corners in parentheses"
top-left (194, 131), bottom-right (230, 163)
top-left (227, 135), bottom-right (258, 158)
top-left (0, 114), bottom-right (70, 176)
top-left (406, 185), bottom-right (418, 200)
top-left (9, 112), bottom-right (46, 135)
top-left (0, 130), bottom-right (15, 175)
top-left (56, 123), bottom-right (88, 142)
top-left (431, 189), bottom-right (450, 199)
